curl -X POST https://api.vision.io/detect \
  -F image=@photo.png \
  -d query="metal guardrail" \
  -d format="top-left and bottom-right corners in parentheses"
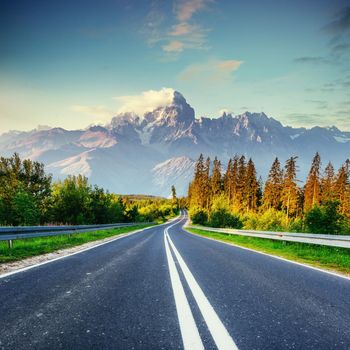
top-left (186, 225), bottom-right (350, 249)
top-left (0, 222), bottom-right (154, 248)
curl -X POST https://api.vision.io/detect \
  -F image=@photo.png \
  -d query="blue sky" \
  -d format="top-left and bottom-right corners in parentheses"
top-left (1, 0), bottom-right (350, 133)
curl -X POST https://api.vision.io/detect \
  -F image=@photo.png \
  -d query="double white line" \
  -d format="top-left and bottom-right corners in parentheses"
top-left (164, 220), bottom-right (239, 350)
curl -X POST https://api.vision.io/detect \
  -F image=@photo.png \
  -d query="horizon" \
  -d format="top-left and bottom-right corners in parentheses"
top-left (1, 0), bottom-right (350, 133)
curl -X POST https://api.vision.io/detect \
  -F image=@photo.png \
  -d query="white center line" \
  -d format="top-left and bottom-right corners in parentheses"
top-left (164, 226), bottom-right (204, 350)
top-left (166, 227), bottom-right (239, 350)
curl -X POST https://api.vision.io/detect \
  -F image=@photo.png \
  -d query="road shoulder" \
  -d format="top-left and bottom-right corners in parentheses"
top-left (0, 225), bottom-right (157, 278)
top-left (184, 226), bottom-right (350, 281)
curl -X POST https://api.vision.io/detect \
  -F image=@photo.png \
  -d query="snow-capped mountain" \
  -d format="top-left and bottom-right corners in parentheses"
top-left (1, 90), bottom-right (349, 196)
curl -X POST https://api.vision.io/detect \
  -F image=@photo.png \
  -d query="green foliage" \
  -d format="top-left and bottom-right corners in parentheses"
top-left (209, 209), bottom-right (243, 229)
top-left (188, 153), bottom-right (350, 234)
top-left (0, 154), bottom-right (178, 226)
top-left (189, 206), bottom-right (208, 225)
top-left (304, 201), bottom-right (346, 234)
top-left (211, 194), bottom-right (230, 212)
top-left (11, 189), bottom-right (40, 226)
top-left (50, 175), bottom-right (92, 224)
top-left (243, 209), bottom-right (290, 231)
top-left (288, 217), bottom-right (304, 232)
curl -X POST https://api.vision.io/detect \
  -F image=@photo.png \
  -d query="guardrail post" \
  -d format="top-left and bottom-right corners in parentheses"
top-left (7, 239), bottom-right (13, 249)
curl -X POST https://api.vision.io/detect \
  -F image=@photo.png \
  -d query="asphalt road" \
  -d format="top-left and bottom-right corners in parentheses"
top-left (1, 214), bottom-right (350, 349)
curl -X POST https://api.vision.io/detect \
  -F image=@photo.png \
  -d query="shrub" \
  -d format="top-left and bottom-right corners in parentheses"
top-left (288, 217), bottom-right (304, 232)
top-left (11, 189), bottom-right (40, 226)
top-left (209, 209), bottom-right (243, 229)
top-left (243, 208), bottom-right (289, 231)
top-left (189, 206), bottom-right (208, 225)
top-left (304, 201), bottom-right (345, 234)
top-left (257, 209), bottom-right (289, 231)
top-left (242, 212), bottom-right (259, 230)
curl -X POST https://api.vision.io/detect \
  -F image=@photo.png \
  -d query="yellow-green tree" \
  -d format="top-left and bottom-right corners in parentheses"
top-left (281, 156), bottom-right (300, 217)
top-left (263, 157), bottom-right (283, 210)
top-left (304, 152), bottom-right (321, 211)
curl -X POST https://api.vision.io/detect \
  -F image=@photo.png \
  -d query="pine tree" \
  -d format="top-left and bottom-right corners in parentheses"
top-left (321, 161), bottom-right (335, 203)
top-left (211, 157), bottom-right (222, 198)
top-left (245, 158), bottom-right (259, 211)
top-left (234, 155), bottom-right (246, 211)
top-left (334, 159), bottom-right (350, 217)
top-left (262, 157), bottom-right (283, 210)
top-left (224, 158), bottom-right (233, 200)
top-left (189, 154), bottom-right (205, 208)
top-left (281, 156), bottom-right (299, 217)
top-left (304, 152), bottom-right (322, 211)
top-left (203, 157), bottom-right (211, 211)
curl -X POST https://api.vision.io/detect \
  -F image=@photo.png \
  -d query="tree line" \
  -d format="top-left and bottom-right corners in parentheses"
top-left (0, 154), bottom-right (178, 226)
top-left (188, 153), bottom-right (350, 234)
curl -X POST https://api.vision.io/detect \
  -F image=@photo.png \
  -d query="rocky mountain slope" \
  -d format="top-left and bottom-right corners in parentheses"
top-left (1, 90), bottom-right (349, 196)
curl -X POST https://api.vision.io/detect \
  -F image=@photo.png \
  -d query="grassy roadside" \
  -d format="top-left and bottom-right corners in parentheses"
top-left (0, 224), bottom-right (153, 264)
top-left (187, 228), bottom-right (350, 276)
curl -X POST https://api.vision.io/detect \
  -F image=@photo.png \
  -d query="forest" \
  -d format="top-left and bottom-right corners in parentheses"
top-left (188, 153), bottom-right (350, 234)
top-left (0, 154), bottom-right (179, 226)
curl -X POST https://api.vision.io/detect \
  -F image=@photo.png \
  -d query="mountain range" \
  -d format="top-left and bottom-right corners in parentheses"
top-left (1, 90), bottom-right (349, 196)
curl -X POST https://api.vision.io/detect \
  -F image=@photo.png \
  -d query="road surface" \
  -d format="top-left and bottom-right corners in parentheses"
top-left (1, 214), bottom-right (350, 349)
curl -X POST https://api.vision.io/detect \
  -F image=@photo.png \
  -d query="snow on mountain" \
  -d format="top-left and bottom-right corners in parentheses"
top-left (1, 89), bottom-right (349, 196)
top-left (47, 150), bottom-right (94, 177)
top-left (152, 156), bottom-right (195, 195)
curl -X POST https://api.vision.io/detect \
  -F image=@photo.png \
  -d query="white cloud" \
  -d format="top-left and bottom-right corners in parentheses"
top-left (71, 105), bottom-right (114, 124)
top-left (163, 40), bottom-right (185, 52)
top-left (178, 59), bottom-right (243, 82)
top-left (169, 22), bottom-right (194, 36)
top-left (174, 0), bottom-right (209, 21)
top-left (115, 88), bottom-right (175, 115)
top-left (218, 108), bottom-right (234, 116)
top-left (143, 0), bottom-right (212, 56)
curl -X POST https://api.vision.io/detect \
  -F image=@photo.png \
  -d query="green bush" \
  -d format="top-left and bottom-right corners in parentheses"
top-left (243, 209), bottom-right (289, 231)
top-left (209, 209), bottom-right (243, 229)
top-left (288, 217), bottom-right (304, 232)
top-left (304, 201), bottom-right (345, 234)
top-left (189, 206), bottom-right (208, 225)
top-left (11, 189), bottom-right (40, 226)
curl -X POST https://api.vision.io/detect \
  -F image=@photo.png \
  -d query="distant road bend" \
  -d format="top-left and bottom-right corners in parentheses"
top-left (1, 213), bottom-right (350, 349)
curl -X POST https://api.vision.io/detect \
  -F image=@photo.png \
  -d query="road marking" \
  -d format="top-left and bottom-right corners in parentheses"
top-left (166, 232), bottom-right (239, 350)
top-left (0, 220), bottom-right (177, 280)
top-left (164, 230), bottom-right (204, 350)
top-left (185, 228), bottom-right (350, 282)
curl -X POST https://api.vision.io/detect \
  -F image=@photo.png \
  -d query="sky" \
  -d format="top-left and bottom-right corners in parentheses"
top-left (1, 0), bottom-right (350, 133)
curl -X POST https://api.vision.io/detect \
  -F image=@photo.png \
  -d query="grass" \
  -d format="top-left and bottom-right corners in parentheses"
top-left (187, 228), bottom-right (350, 276)
top-left (0, 224), bottom-right (153, 264)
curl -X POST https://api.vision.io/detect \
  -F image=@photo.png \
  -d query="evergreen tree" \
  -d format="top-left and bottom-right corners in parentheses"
top-left (171, 185), bottom-right (177, 200)
top-left (234, 155), bottom-right (246, 211)
top-left (203, 157), bottom-right (211, 211)
top-left (224, 158), bottom-right (233, 200)
top-left (189, 154), bottom-right (205, 208)
top-left (281, 156), bottom-right (299, 217)
top-left (321, 161), bottom-right (335, 203)
top-left (245, 158), bottom-right (259, 211)
top-left (334, 160), bottom-right (350, 218)
top-left (262, 157), bottom-right (283, 210)
top-left (211, 157), bottom-right (222, 198)
top-left (304, 152), bottom-right (322, 211)
top-left (224, 156), bottom-right (239, 206)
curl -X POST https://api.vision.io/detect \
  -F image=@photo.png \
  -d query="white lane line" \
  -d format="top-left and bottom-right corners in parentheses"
top-left (166, 232), bottom-right (239, 350)
top-left (164, 230), bottom-right (204, 350)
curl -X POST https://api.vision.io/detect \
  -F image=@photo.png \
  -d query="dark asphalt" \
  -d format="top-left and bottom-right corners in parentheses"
top-left (1, 214), bottom-right (350, 349)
